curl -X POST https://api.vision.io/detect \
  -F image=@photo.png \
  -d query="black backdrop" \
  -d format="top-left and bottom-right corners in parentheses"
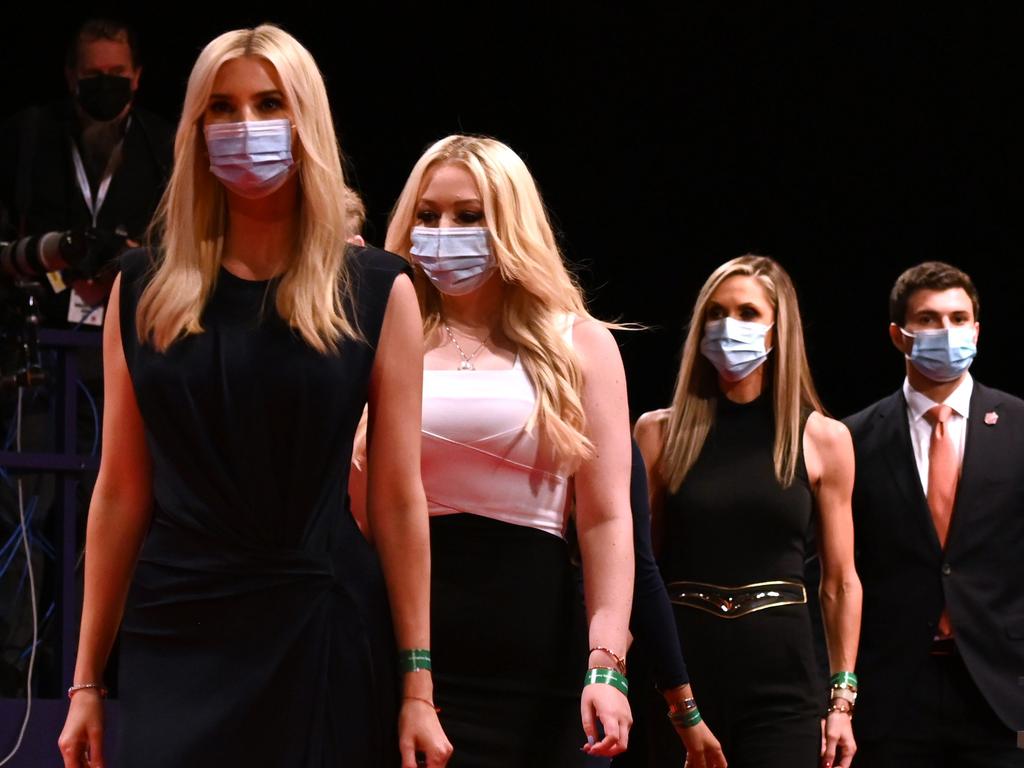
top-left (4, 3), bottom-right (1021, 419)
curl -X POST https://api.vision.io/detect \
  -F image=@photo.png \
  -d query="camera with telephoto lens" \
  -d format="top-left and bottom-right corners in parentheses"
top-left (0, 227), bottom-right (127, 283)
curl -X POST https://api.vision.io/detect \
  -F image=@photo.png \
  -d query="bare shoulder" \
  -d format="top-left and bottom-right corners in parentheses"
top-left (802, 411), bottom-right (851, 448)
top-left (635, 408), bottom-right (671, 439)
top-left (570, 316), bottom-right (620, 368)
top-left (805, 411), bottom-right (852, 451)
top-left (634, 408), bottom-right (671, 465)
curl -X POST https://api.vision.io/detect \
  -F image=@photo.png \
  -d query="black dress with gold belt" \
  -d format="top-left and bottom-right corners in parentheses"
top-left (659, 394), bottom-right (823, 768)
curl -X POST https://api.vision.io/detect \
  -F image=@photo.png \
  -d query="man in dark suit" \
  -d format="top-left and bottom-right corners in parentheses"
top-left (845, 261), bottom-right (1024, 766)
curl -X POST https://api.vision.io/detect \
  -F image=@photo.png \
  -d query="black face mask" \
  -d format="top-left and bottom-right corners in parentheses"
top-left (76, 74), bottom-right (133, 122)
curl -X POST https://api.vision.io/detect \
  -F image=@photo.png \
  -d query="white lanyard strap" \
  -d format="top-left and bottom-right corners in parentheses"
top-left (70, 118), bottom-right (129, 227)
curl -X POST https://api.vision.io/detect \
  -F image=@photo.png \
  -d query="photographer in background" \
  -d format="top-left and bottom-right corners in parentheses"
top-left (0, 19), bottom-right (171, 701)
top-left (0, 17), bottom-right (172, 327)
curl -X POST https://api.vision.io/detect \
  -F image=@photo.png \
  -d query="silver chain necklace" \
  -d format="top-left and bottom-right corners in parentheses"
top-left (443, 323), bottom-right (491, 370)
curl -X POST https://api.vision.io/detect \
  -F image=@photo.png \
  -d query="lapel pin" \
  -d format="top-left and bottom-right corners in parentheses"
top-left (984, 411), bottom-right (999, 426)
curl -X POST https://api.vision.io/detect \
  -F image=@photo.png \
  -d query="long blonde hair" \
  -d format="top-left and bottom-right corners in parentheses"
top-left (139, 24), bottom-right (358, 353)
top-left (662, 255), bottom-right (824, 491)
top-left (385, 135), bottom-right (594, 467)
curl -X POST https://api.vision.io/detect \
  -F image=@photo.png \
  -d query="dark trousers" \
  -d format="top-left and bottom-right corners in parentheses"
top-left (855, 649), bottom-right (1024, 767)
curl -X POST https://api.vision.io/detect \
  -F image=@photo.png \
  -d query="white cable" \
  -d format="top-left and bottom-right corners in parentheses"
top-left (0, 387), bottom-right (39, 766)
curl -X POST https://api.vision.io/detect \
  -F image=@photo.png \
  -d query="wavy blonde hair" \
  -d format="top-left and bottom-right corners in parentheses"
top-left (385, 135), bottom-right (595, 467)
top-left (661, 255), bottom-right (824, 491)
top-left (139, 24), bottom-right (358, 352)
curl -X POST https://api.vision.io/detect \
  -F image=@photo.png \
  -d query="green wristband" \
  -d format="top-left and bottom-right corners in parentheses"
top-left (830, 671), bottom-right (858, 688)
top-left (399, 649), bottom-right (432, 673)
top-left (668, 708), bottom-right (703, 729)
top-left (584, 666), bottom-right (629, 696)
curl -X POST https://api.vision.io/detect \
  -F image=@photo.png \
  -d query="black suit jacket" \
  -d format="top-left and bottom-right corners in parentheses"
top-left (844, 380), bottom-right (1024, 741)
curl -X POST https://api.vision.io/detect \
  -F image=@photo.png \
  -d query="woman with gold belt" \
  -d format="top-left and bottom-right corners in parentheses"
top-left (634, 255), bottom-right (861, 768)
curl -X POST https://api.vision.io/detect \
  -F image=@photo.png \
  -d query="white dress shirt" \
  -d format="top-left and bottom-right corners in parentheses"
top-left (903, 374), bottom-right (974, 495)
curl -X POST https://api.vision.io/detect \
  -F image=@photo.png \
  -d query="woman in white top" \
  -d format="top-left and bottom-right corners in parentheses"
top-left (377, 135), bottom-right (635, 766)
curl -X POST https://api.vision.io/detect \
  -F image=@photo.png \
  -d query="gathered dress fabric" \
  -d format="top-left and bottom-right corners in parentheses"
top-left (114, 246), bottom-right (410, 768)
top-left (421, 320), bottom-right (588, 768)
top-left (657, 394), bottom-right (823, 767)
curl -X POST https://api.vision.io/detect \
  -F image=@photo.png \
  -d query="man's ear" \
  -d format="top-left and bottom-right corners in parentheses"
top-left (130, 66), bottom-right (142, 93)
top-left (65, 66), bottom-right (78, 95)
top-left (889, 322), bottom-right (908, 354)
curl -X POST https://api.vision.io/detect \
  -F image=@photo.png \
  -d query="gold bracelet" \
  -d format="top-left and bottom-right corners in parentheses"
top-left (831, 687), bottom-right (857, 705)
top-left (403, 695), bottom-right (441, 713)
top-left (589, 646), bottom-right (627, 675)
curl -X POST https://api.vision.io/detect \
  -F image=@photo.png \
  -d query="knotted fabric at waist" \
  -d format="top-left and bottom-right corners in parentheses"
top-left (129, 515), bottom-right (381, 608)
top-left (666, 579), bottom-right (807, 619)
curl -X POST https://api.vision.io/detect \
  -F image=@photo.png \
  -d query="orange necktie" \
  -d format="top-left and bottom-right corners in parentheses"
top-left (924, 404), bottom-right (957, 637)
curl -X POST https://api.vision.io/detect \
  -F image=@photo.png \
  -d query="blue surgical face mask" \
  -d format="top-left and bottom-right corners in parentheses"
top-left (901, 325), bottom-right (977, 382)
top-left (409, 226), bottom-right (496, 296)
top-left (700, 317), bottom-right (774, 382)
top-left (204, 118), bottom-right (295, 199)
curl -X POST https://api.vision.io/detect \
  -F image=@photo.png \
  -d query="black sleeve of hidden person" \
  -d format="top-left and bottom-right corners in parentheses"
top-left (628, 439), bottom-right (689, 690)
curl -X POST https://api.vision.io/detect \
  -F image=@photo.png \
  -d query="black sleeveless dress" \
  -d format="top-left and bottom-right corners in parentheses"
top-left (658, 395), bottom-right (823, 767)
top-left (115, 247), bottom-right (410, 768)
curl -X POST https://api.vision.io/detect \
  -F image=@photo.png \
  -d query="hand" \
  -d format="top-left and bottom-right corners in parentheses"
top-left (398, 698), bottom-right (453, 768)
top-left (820, 710), bottom-right (856, 768)
top-left (57, 691), bottom-right (105, 767)
top-left (581, 684), bottom-right (632, 758)
top-left (677, 720), bottom-right (727, 768)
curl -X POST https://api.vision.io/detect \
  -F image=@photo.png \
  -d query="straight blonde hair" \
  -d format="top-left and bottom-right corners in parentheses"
top-left (385, 135), bottom-right (594, 468)
top-left (139, 24), bottom-right (358, 353)
top-left (662, 255), bottom-right (824, 491)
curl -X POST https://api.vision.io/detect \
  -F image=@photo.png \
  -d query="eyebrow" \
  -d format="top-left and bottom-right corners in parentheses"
top-left (708, 301), bottom-right (761, 310)
top-left (208, 89), bottom-right (285, 101)
top-left (417, 197), bottom-right (483, 206)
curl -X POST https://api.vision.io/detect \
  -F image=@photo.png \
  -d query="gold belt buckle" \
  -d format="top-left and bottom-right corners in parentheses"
top-left (666, 579), bottom-right (807, 619)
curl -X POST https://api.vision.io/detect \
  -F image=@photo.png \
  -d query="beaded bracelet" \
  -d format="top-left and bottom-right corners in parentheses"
top-left (827, 698), bottom-right (854, 717)
top-left (583, 666), bottom-right (629, 696)
top-left (399, 649), bottom-right (432, 673)
top-left (589, 646), bottom-right (627, 675)
top-left (830, 671), bottom-right (858, 689)
top-left (67, 683), bottom-right (108, 700)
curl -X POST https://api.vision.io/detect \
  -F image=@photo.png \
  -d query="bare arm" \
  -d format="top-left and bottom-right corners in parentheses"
top-left (60, 273), bottom-right (154, 767)
top-left (573, 320), bottom-right (635, 757)
top-left (805, 413), bottom-right (861, 675)
top-left (74, 273), bottom-right (154, 683)
top-left (365, 274), bottom-right (450, 768)
top-left (804, 412), bottom-right (861, 768)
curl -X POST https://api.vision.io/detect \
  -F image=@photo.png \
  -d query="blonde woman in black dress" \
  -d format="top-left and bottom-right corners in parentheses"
top-left (58, 25), bottom-right (449, 768)
top-left (635, 255), bottom-right (861, 768)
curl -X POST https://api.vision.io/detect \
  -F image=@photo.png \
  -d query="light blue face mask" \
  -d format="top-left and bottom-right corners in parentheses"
top-left (204, 118), bottom-right (295, 199)
top-left (700, 317), bottom-right (774, 382)
top-left (409, 226), bottom-right (496, 296)
top-left (901, 325), bottom-right (977, 382)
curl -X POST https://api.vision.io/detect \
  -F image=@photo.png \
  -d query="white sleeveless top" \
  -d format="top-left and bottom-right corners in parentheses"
top-left (420, 316), bottom-right (575, 539)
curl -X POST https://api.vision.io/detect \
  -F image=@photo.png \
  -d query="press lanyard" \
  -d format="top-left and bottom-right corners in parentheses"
top-left (70, 117), bottom-right (130, 227)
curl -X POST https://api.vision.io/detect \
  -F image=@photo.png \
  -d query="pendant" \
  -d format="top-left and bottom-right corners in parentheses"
top-left (459, 360), bottom-right (475, 371)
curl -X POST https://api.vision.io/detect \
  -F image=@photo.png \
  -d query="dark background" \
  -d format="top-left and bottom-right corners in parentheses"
top-left (2, 2), bottom-right (1020, 418)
